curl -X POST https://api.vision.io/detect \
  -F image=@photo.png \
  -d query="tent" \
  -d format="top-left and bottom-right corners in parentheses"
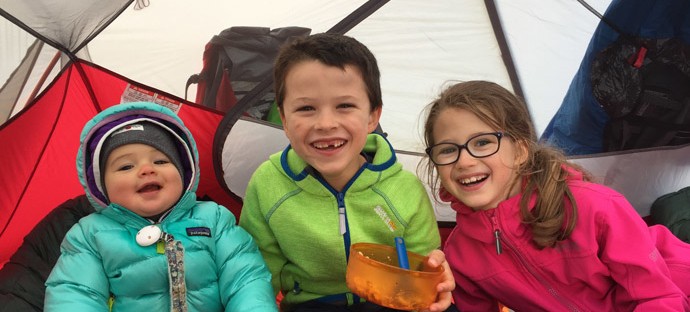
top-left (9, 0), bottom-right (680, 270)
top-left (542, 0), bottom-right (690, 155)
top-left (541, 0), bottom-right (690, 225)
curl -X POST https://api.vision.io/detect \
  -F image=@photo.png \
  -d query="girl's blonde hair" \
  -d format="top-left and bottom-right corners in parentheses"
top-left (422, 80), bottom-right (590, 248)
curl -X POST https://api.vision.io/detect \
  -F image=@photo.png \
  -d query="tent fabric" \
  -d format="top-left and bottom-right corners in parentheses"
top-left (540, 0), bottom-right (690, 155)
top-left (77, 0), bottom-right (612, 151)
top-left (0, 0), bottom-right (132, 124)
top-left (568, 143), bottom-right (690, 218)
top-left (0, 60), bottom-right (239, 268)
top-left (219, 116), bottom-right (690, 223)
top-left (0, 195), bottom-right (93, 312)
top-left (216, 0), bottom-right (690, 224)
top-left (11, 0), bottom-right (683, 271)
top-left (2, 0), bottom-right (689, 290)
top-left (0, 40), bottom-right (42, 123)
top-left (0, 0), bottom-right (131, 54)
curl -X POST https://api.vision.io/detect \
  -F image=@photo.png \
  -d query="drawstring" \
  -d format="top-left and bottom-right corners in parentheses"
top-left (162, 232), bottom-right (188, 312)
top-left (135, 225), bottom-right (187, 312)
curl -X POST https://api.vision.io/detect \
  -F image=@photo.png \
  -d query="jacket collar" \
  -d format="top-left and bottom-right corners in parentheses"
top-left (276, 133), bottom-right (399, 195)
top-left (441, 165), bottom-right (583, 244)
top-left (102, 190), bottom-right (198, 228)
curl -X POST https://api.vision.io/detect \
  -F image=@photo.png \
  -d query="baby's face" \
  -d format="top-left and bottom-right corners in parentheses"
top-left (103, 143), bottom-right (183, 217)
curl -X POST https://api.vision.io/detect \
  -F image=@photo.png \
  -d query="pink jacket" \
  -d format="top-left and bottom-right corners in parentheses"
top-left (444, 170), bottom-right (690, 311)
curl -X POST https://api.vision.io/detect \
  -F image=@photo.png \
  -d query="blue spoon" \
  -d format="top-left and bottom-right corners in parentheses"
top-left (395, 236), bottom-right (410, 270)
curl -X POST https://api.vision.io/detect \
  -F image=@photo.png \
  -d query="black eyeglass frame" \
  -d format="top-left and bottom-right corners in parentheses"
top-left (425, 132), bottom-right (504, 166)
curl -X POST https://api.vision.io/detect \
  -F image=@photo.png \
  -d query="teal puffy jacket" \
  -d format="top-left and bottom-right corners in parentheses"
top-left (45, 102), bottom-right (277, 312)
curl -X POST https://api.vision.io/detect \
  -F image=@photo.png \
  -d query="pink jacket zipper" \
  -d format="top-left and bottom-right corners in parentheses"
top-left (485, 209), bottom-right (582, 312)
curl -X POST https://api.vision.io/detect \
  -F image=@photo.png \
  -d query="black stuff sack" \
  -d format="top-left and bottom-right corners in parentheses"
top-left (591, 37), bottom-right (690, 152)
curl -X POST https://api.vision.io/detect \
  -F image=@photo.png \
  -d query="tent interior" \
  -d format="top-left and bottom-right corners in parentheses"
top-left (1, 0), bottom-right (689, 283)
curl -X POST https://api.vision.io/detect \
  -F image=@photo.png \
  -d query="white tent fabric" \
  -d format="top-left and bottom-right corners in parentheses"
top-left (79, 0), bottom-right (612, 152)
top-left (1, 0), bottom-right (612, 149)
top-left (222, 118), bottom-right (690, 221)
top-left (16, 0), bottom-right (675, 223)
top-left (569, 144), bottom-right (690, 217)
top-left (5, 0), bottom-right (690, 275)
top-left (220, 118), bottom-right (462, 221)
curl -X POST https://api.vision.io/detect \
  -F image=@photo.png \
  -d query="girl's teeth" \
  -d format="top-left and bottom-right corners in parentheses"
top-left (461, 175), bottom-right (487, 185)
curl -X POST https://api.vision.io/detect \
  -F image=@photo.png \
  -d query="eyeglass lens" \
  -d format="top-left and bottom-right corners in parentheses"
top-left (429, 133), bottom-right (501, 165)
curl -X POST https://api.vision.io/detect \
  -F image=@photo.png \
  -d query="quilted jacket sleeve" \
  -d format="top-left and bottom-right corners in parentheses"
top-left (239, 163), bottom-right (288, 296)
top-left (44, 222), bottom-right (110, 311)
top-left (214, 203), bottom-right (277, 312)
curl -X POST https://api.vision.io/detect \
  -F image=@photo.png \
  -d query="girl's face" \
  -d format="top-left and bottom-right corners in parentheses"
top-left (432, 107), bottom-right (523, 210)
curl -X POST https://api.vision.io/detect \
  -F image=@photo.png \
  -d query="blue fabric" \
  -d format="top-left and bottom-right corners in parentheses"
top-left (540, 0), bottom-right (690, 155)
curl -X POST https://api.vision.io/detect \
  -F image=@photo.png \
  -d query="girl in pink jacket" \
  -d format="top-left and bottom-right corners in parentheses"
top-left (421, 80), bottom-right (690, 311)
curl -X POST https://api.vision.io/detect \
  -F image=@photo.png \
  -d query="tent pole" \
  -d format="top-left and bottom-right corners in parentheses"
top-left (484, 0), bottom-right (525, 102)
top-left (25, 51), bottom-right (62, 106)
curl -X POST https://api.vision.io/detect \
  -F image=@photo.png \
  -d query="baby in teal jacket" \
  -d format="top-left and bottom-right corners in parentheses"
top-left (45, 102), bottom-right (277, 312)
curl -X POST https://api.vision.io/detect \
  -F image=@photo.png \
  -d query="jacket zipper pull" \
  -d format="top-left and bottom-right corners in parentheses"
top-left (494, 230), bottom-right (502, 255)
top-left (339, 207), bottom-right (346, 235)
top-left (488, 212), bottom-right (502, 255)
top-left (337, 193), bottom-right (346, 235)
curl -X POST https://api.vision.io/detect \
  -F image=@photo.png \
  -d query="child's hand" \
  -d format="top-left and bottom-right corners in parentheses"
top-left (420, 249), bottom-right (455, 312)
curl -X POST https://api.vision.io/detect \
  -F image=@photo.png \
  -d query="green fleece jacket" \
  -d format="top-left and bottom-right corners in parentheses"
top-left (239, 133), bottom-right (441, 310)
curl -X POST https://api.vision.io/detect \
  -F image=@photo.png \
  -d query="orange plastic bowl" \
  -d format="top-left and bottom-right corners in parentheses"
top-left (346, 242), bottom-right (444, 310)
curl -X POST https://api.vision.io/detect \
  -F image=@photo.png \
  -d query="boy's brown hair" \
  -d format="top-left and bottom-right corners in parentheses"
top-left (273, 33), bottom-right (382, 113)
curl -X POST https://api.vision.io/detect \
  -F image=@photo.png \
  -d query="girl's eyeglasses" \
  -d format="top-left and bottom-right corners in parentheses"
top-left (425, 132), bottom-right (504, 166)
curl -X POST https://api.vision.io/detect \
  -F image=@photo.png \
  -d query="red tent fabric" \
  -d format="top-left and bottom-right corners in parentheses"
top-left (0, 60), bottom-right (241, 268)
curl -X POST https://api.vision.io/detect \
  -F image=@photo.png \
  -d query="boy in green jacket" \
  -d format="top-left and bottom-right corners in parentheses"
top-left (239, 33), bottom-right (454, 312)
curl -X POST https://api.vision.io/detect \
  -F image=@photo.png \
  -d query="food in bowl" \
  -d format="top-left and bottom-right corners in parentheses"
top-left (345, 242), bottom-right (444, 310)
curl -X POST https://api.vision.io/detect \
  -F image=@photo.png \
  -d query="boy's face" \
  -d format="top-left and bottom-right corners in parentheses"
top-left (280, 60), bottom-right (381, 190)
top-left (103, 143), bottom-right (183, 217)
